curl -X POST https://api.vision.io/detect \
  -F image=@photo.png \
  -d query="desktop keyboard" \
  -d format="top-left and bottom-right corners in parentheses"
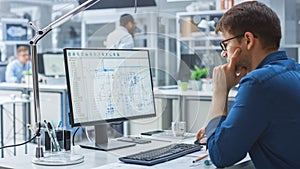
top-left (119, 143), bottom-right (202, 166)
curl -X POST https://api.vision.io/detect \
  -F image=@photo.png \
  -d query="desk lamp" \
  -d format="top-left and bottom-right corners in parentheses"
top-left (29, 0), bottom-right (101, 165)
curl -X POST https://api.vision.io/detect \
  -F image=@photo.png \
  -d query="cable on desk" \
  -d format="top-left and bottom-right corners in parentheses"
top-left (0, 134), bottom-right (37, 149)
top-left (72, 127), bottom-right (80, 146)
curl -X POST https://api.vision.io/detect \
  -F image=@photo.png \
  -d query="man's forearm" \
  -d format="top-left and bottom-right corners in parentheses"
top-left (207, 90), bottom-right (228, 122)
top-left (204, 89), bottom-right (228, 142)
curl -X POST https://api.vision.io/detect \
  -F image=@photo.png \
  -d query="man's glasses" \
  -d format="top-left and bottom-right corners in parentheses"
top-left (219, 34), bottom-right (244, 51)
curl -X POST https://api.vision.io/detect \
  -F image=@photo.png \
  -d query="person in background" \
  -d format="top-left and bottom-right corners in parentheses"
top-left (106, 13), bottom-right (136, 49)
top-left (196, 1), bottom-right (300, 169)
top-left (105, 14), bottom-right (137, 138)
top-left (5, 45), bottom-right (31, 83)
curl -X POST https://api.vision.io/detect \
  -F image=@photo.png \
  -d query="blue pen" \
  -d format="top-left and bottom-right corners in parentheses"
top-left (57, 120), bottom-right (63, 129)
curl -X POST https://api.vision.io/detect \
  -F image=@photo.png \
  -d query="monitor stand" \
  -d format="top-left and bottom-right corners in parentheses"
top-left (80, 124), bottom-right (136, 151)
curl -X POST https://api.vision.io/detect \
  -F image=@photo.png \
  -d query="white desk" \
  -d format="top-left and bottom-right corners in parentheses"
top-left (0, 138), bottom-right (253, 169)
top-left (0, 83), bottom-right (68, 128)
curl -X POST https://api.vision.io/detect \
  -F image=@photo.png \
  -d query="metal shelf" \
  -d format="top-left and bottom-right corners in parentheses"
top-left (176, 10), bottom-right (226, 71)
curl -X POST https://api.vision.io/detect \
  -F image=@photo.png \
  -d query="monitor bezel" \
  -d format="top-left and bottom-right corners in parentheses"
top-left (63, 48), bottom-right (156, 127)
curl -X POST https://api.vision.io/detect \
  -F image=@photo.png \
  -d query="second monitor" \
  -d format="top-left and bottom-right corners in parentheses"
top-left (38, 52), bottom-right (66, 77)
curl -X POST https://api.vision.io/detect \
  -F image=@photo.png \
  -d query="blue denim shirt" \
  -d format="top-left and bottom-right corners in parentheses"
top-left (5, 60), bottom-right (31, 83)
top-left (206, 51), bottom-right (300, 169)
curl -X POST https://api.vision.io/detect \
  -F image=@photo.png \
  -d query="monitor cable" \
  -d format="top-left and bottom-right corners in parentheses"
top-left (84, 126), bottom-right (94, 143)
top-left (72, 127), bottom-right (81, 146)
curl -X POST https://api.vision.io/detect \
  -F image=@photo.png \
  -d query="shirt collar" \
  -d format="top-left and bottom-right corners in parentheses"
top-left (118, 26), bottom-right (129, 32)
top-left (256, 50), bottom-right (288, 69)
top-left (15, 60), bottom-right (23, 67)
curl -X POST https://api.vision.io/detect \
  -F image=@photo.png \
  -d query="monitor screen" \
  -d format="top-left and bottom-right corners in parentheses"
top-left (42, 53), bottom-right (65, 77)
top-left (64, 48), bottom-right (156, 126)
top-left (64, 48), bottom-right (156, 150)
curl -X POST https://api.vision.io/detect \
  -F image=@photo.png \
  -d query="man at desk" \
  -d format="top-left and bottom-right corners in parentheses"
top-left (5, 46), bottom-right (31, 83)
top-left (196, 1), bottom-right (300, 169)
top-left (106, 14), bottom-right (136, 49)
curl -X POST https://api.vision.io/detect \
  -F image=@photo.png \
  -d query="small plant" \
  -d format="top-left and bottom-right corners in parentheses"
top-left (190, 65), bottom-right (208, 80)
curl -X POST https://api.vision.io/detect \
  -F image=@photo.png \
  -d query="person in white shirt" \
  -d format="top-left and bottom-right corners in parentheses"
top-left (106, 14), bottom-right (136, 49)
top-left (106, 14), bottom-right (137, 138)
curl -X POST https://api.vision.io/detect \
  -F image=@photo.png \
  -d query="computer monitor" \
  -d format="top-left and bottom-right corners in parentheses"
top-left (39, 52), bottom-right (65, 77)
top-left (1, 18), bottom-right (29, 41)
top-left (64, 48), bottom-right (156, 151)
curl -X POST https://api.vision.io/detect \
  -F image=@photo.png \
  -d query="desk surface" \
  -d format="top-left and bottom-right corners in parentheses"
top-left (0, 137), bottom-right (252, 169)
top-left (0, 83), bottom-right (238, 97)
top-left (153, 87), bottom-right (237, 98)
top-left (0, 82), bottom-right (67, 91)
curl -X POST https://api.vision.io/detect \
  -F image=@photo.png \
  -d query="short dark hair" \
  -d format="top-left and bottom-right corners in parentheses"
top-left (17, 46), bottom-right (29, 54)
top-left (120, 14), bottom-right (134, 26)
top-left (215, 1), bottom-right (281, 51)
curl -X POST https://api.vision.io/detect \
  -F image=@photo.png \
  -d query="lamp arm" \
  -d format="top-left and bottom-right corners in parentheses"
top-left (30, 0), bottom-right (100, 45)
top-left (28, 0), bottom-right (101, 158)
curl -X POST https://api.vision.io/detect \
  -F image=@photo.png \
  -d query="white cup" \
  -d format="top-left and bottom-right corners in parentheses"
top-left (171, 121), bottom-right (186, 137)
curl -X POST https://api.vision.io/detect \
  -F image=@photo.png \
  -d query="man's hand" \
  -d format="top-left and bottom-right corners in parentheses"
top-left (195, 127), bottom-right (207, 144)
top-left (206, 48), bottom-right (248, 122)
top-left (214, 48), bottom-right (247, 94)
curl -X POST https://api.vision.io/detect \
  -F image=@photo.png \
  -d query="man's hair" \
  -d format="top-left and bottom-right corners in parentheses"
top-left (120, 14), bottom-right (134, 26)
top-left (17, 46), bottom-right (29, 54)
top-left (215, 1), bottom-right (281, 51)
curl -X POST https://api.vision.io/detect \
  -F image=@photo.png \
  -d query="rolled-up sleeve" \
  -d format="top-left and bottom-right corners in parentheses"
top-left (205, 116), bottom-right (226, 139)
top-left (205, 79), bottom-right (269, 168)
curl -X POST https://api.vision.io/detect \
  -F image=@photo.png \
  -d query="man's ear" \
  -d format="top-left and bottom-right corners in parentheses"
top-left (244, 32), bottom-right (255, 50)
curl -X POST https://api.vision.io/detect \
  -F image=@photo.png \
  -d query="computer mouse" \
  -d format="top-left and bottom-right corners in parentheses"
top-left (194, 138), bottom-right (201, 145)
top-left (194, 138), bottom-right (206, 145)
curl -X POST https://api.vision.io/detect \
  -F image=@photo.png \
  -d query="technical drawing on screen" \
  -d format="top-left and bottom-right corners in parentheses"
top-left (63, 48), bottom-right (156, 150)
